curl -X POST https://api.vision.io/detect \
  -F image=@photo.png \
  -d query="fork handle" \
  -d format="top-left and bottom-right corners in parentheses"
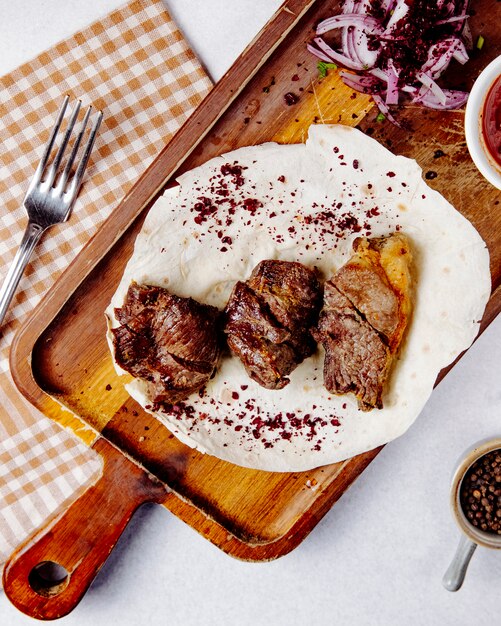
top-left (0, 221), bottom-right (45, 327)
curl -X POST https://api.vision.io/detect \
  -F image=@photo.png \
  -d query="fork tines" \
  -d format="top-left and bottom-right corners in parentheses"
top-left (0, 96), bottom-right (103, 328)
top-left (34, 95), bottom-right (103, 200)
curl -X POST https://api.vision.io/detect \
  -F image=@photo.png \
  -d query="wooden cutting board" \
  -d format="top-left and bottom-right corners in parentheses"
top-left (4, 0), bottom-right (501, 619)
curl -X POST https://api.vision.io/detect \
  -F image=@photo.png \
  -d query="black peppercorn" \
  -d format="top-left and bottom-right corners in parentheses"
top-left (460, 449), bottom-right (501, 535)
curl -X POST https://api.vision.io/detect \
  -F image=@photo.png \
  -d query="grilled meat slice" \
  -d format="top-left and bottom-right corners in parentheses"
top-left (247, 259), bottom-right (322, 361)
top-left (313, 233), bottom-right (413, 410)
top-left (312, 283), bottom-right (391, 411)
top-left (224, 282), bottom-right (297, 389)
top-left (225, 260), bottom-right (322, 389)
top-left (333, 233), bottom-right (412, 352)
top-left (112, 282), bottom-right (220, 404)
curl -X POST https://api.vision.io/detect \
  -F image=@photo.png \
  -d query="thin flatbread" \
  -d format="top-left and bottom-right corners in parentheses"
top-left (106, 125), bottom-right (490, 472)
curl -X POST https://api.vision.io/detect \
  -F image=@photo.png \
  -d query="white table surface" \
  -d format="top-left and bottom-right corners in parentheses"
top-left (0, 1), bottom-right (500, 624)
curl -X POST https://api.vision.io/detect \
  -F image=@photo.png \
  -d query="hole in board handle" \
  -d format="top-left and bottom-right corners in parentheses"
top-left (28, 561), bottom-right (70, 597)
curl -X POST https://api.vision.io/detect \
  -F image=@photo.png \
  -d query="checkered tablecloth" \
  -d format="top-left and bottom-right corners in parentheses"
top-left (0, 0), bottom-right (212, 573)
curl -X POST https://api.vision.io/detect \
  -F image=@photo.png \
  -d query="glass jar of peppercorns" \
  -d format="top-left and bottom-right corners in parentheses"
top-left (443, 437), bottom-right (501, 593)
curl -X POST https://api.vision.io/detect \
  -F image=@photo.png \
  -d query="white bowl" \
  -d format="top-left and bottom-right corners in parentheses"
top-left (464, 54), bottom-right (501, 190)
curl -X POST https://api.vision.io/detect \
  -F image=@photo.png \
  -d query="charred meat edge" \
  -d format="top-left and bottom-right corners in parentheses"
top-left (224, 260), bottom-right (322, 390)
top-left (313, 233), bottom-right (413, 410)
top-left (112, 281), bottom-right (221, 405)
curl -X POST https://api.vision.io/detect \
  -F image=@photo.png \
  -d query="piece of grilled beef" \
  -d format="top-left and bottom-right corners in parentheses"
top-left (313, 233), bottom-right (412, 411)
top-left (312, 282), bottom-right (391, 410)
top-left (112, 282), bottom-right (220, 404)
top-left (333, 234), bottom-right (412, 352)
top-left (224, 260), bottom-right (322, 389)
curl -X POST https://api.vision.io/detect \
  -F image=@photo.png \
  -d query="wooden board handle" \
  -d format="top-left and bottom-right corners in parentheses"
top-left (2, 438), bottom-right (167, 620)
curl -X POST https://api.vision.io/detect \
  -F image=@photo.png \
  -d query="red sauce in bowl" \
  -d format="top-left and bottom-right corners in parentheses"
top-left (482, 74), bottom-right (501, 167)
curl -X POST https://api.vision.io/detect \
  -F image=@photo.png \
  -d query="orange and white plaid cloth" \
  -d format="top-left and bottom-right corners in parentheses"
top-left (0, 0), bottom-right (212, 572)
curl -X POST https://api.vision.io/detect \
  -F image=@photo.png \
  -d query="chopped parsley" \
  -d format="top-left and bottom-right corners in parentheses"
top-left (317, 61), bottom-right (338, 78)
top-left (376, 112), bottom-right (386, 122)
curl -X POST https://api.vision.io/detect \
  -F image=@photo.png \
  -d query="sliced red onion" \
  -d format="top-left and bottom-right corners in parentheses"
top-left (414, 88), bottom-right (469, 109)
top-left (310, 37), bottom-right (365, 71)
top-left (369, 68), bottom-right (388, 82)
top-left (308, 0), bottom-right (472, 125)
top-left (351, 30), bottom-right (379, 68)
top-left (384, 0), bottom-right (409, 32)
top-left (349, 0), bottom-right (379, 68)
top-left (316, 14), bottom-right (382, 36)
top-left (436, 15), bottom-right (469, 25)
top-left (306, 43), bottom-right (334, 64)
top-left (340, 77), bottom-right (376, 94)
top-left (416, 71), bottom-right (447, 105)
top-left (381, 0), bottom-right (396, 12)
top-left (452, 0), bottom-right (470, 32)
top-left (452, 42), bottom-right (469, 64)
top-left (369, 69), bottom-right (426, 95)
top-left (342, 0), bottom-right (355, 55)
top-left (339, 70), bottom-right (380, 93)
top-left (372, 95), bottom-right (402, 127)
top-left (385, 60), bottom-right (400, 105)
top-left (401, 85), bottom-right (418, 95)
top-left (345, 27), bottom-right (362, 65)
top-left (422, 37), bottom-right (468, 79)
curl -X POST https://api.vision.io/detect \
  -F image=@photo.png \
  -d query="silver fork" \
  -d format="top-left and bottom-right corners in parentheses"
top-left (0, 96), bottom-right (103, 327)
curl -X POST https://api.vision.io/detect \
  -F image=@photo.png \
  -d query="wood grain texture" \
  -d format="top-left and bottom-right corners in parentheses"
top-left (4, 0), bottom-right (501, 618)
top-left (2, 438), bottom-right (167, 620)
